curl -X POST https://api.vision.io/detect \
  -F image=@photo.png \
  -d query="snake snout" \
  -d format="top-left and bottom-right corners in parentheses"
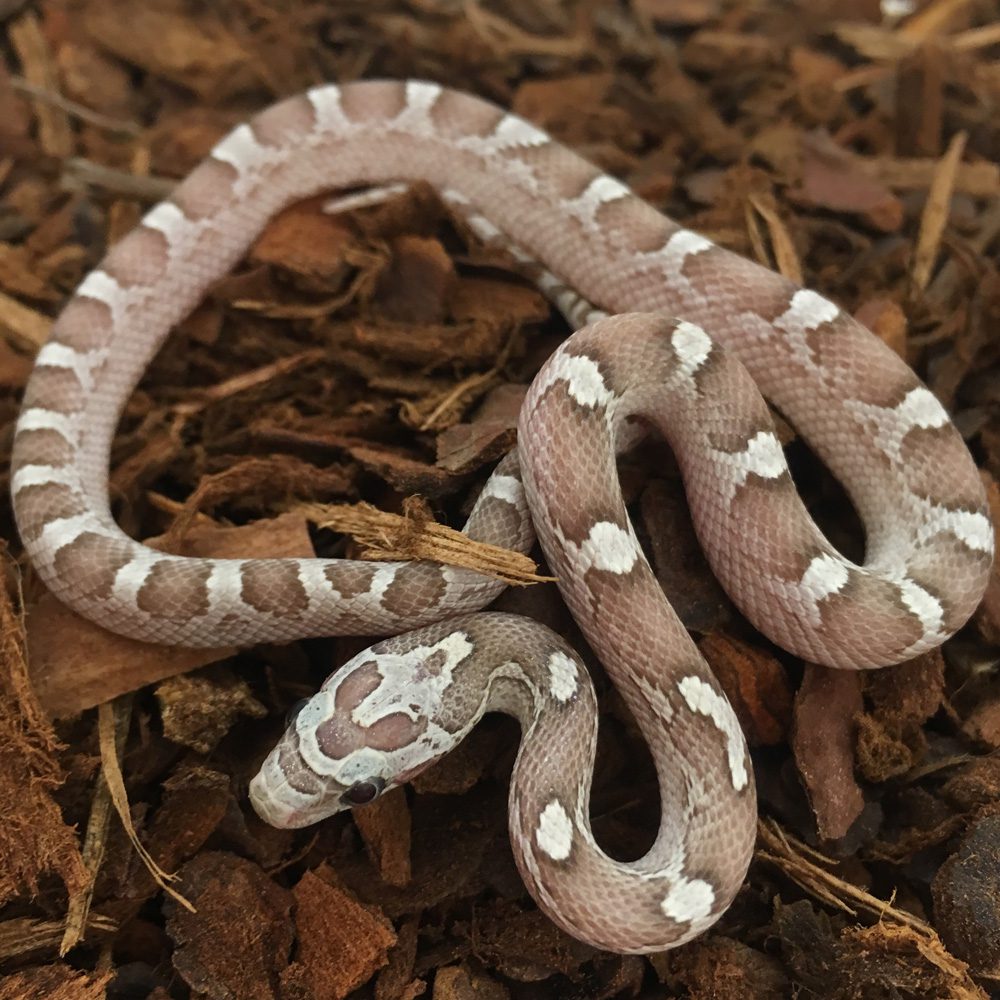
top-left (248, 772), bottom-right (302, 828)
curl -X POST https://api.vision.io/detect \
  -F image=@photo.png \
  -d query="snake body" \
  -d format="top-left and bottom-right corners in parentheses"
top-left (11, 80), bottom-right (993, 953)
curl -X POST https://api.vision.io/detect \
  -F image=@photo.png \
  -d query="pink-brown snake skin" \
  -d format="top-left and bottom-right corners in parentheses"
top-left (11, 81), bottom-right (994, 954)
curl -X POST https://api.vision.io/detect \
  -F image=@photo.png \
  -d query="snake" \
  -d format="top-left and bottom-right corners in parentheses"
top-left (11, 80), bottom-right (993, 954)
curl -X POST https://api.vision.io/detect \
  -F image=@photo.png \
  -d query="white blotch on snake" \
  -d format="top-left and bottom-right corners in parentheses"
top-left (535, 799), bottom-right (575, 861)
top-left (547, 651), bottom-right (579, 703)
top-left (660, 876), bottom-right (715, 923)
top-left (676, 675), bottom-right (748, 791)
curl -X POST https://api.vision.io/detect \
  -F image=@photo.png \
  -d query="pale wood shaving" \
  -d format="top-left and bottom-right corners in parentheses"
top-left (0, 288), bottom-right (51, 350)
top-left (170, 348), bottom-right (327, 417)
top-left (951, 21), bottom-right (1000, 51)
top-left (298, 496), bottom-right (552, 586)
top-left (8, 76), bottom-right (141, 135)
top-left (462, 0), bottom-right (590, 58)
top-left (896, 0), bottom-right (977, 41)
top-left (758, 818), bottom-right (931, 931)
top-left (0, 914), bottom-right (117, 962)
top-left (60, 699), bottom-right (130, 955)
top-left (911, 130), bottom-right (968, 292)
top-left (398, 328), bottom-right (519, 432)
top-left (97, 699), bottom-right (195, 914)
top-left (857, 155), bottom-right (997, 197)
top-left (63, 158), bottom-right (174, 202)
top-left (747, 194), bottom-right (803, 285)
top-left (8, 10), bottom-right (73, 158)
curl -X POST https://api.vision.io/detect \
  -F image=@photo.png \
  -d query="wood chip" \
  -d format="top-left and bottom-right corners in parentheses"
top-left (791, 665), bottom-right (865, 841)
top-left (284, 867), bottom-right (397, 1000)
top-left (911, 130), bottom-right (968, 292)
top-left (299, 497), bottom-right (550, 586)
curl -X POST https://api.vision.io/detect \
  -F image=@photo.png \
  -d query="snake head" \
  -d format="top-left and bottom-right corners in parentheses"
top-left (249, 626), bottom-right (478, 829)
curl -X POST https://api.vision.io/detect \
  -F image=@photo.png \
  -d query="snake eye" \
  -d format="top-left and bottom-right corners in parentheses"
top-left (285, 697), bottom-right (310, 726)
top-left (343, 777), bottom-right (385, 806)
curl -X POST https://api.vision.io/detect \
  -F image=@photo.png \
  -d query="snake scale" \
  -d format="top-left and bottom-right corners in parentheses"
top-left (11, 81), bottom-right (993, 953)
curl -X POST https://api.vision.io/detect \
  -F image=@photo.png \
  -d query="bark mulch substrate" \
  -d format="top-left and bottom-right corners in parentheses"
top-left (1, 1), bottom-right (999, 998)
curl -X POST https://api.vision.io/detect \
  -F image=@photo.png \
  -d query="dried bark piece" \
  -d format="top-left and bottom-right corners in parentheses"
top-left (661, 937), bottom-right (788, 1000)
top-left (468, 904), bottom-right (596, 981)
top-left (351, 786), bottom-right (412, 888)
top-left (332, 789), bottom-right (501, 919)
top-left (0, 568), bottom-right (87, 909)
top-left (343, 442), bottom-right (469, 499)
top-left (684, 30), bottom-right (781, 73)
top-left (640, 476), bottom-right (733, 634)
top-left (82, 0), bottom-right (257, 100)
top-left (375, 235), bottom-right (455, 324)
top-left (374, 918), bottom-right (421, 1000)
top-left (774, 899), bottom-right (985, 1000)
top-left (794, 131), bottom-right (903, 232)
top-left (154, 511), bottom-right (316, 562)
top-left (770, 900), bottom-right (843, 993)
top-left (347, 318), bottom-right (508, 369)
top-left (789, 45), bottom-right (851, 123)
top-left (589, 954), bottom-right (646, 1000)
top-left (700, 632), bottom-right (793, 746)
top-left (0, 965), bottom-right (111, 1000)
top-left (196, 262), bottom-right (280, 312)
top-left (962, 692), bottom-right (1000, 750)
top-left (854, 297), bottom-right (908, 358)
top-left (0, 242), bottom-right (57, 300)
top-left (436, 420), bottom-right (516, 475)
top-left (0, 286), bottom-right (51, 349)
top-left (165, 852), bottom-right (294, 1000)
top-left (303, 496), bottom-right (546, 586)
top-left (436, 383), bottom-right (525, 474)
top-left (281, 867), bottom-right (396, 1000)
top-left (146, 766), bottom-right (233, 876)
top-left (100, 764), bottom-right (233, 925)
top-left (512, 73), bottom-right (638, 151)
top-left (941, 756), bottom-right (1000, 814)
top-left (448, 276), bottom-right (549, 330)
top-left (156, 666), bottom-right (267, 754)
top-left (56, 40), bottom-right (135, 119)
top-left (855, 652), bottom-right (944, 781)
top-left (0, 57), bottom-right (32, 148)
top-left (348, 180), bottom-right (448, 243)
top-left (0, 914), bottom-right (115, 963)
top-left (792, 665), bottom-right (865, 840)
top-left (633, 0), bottom-right (720, 25)
top-left (250, 197), bottom-right (356, 290)
top-left (411, 721), bottom-right (507, 797)
top-left (932, 815), bottom-right (1000, 976)
top-left (8, 10), bottom-right (73, 158)
top-left (167, 456), bottom-right (353, 535)
top-left (26, 513), bottom-right (315, 717)
top-left (646, 59), bottom-right (743, 160)
top-left (895, 41), bottom-right (945, 157)
top-left (433, 965), bottom-right (508, 1000)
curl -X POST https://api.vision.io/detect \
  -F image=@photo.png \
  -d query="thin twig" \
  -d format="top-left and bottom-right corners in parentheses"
top-left (9, 76), bottom-right (142, 136)
top-left (63, 158), bottom-right (175, 202)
